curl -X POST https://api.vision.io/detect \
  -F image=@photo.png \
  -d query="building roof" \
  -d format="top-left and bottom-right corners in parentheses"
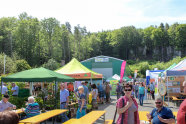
top-left (81, 55), bottom-right (124, 62)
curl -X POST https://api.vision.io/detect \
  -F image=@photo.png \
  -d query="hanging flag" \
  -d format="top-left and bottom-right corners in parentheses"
top-left (120, 61), bottom-right (126, 83)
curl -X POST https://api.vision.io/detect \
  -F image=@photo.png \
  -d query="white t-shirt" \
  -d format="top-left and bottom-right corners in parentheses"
top-left (0, 86), bottom-right (8, 95)
top-left (92, 89), bottom-right (98, 100)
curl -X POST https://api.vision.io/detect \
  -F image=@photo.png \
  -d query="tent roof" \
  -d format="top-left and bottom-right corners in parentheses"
top-left (107, 74), bottom-right (131, 81)
top-left (171, 59), bottom-right (186, 70)
top-left (167, 59), bottom-right (186, 76)
top-left (1, 67), bottom-right (75, 82)
top-left (56, 58), bottom-right (102, 79)
top-left (158, 63), bottom-right (177, 77)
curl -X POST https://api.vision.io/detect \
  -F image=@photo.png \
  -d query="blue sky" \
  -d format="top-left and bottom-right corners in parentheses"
top-left (1, 0), bottom-right (186, 32)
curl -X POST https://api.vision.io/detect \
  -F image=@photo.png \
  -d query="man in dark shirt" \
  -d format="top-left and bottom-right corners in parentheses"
top-left (146, 97), bottom-right (175, 124)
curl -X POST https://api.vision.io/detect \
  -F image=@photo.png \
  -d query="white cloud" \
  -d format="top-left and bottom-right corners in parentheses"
top-left (0, 0), bottom-right (186, 32)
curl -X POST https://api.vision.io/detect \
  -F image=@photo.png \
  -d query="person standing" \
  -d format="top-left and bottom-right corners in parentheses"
top-left (97, 83), bottom-right (104, 104)
top-left (0, 95), bottom-right (16, 112)
top-left (0, 83), bottom-right (8, 95)
top-left (11, 83), bottom-right (19, 96)
top-left (105, 82), bottom-right (111, 103)
top-left (91, 84), bottom-right (98, 109)
top-left (134, 82), bottom-right (139, 99)
top-left (60, 83), bottom-right (69, 123)
top-left (138, 83), bottom-right (145, 106)
top-left (76, 86), bottom-right (87, 119)
top-left (147, 84), bottom-right (151, 100)
top-left (116, 83), bottom-right (140, 124)
top-left (150, 82), bottom-right (155, 100)
top-left (116, 83), bottom-right (122, 99)
top-left (75, 81), bottom-right (89, 101)
top-left (146, 97), bottom-right (175, 124)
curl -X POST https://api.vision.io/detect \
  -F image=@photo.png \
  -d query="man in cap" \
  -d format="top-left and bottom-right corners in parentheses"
top-left (0, 95), bottom-right (16, 112)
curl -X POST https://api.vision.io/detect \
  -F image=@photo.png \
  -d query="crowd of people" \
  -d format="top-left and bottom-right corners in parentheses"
top-left (116, 81), bottom-right (155, 106)
top-left (0, 80), bottom-right (185, 124)
top-left (0, 83), bottom-right (19, 96)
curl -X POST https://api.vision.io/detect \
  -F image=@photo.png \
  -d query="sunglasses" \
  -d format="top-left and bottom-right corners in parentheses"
top-left (124, 89), bottom-right (132, 91)
top-left (155, 102), bottom-right (162, 104)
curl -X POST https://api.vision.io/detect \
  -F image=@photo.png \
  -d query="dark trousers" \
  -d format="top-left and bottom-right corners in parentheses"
top-left (139, 94), bottom-right (144, 106)
top-left (151, 91), bottom-right (155, 100)
top-left (106, 93), bottom-right (110, 102)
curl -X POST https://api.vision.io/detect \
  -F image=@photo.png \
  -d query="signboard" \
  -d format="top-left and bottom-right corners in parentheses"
top-left (158, 83), bottom-right (167, 96)
top-left (95, 58), bottom-right (109, 62)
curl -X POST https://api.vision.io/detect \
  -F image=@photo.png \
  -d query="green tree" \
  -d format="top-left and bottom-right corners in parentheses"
top-left (0, 54), bottom-right (16, 74)
top-left (175, 24), bottom-right (186, 57)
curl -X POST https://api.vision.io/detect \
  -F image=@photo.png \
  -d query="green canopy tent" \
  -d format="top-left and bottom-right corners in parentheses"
top-left (1, 67), bottom-right (75, 108)
top-left (1, 67), bottom-right (74, 82)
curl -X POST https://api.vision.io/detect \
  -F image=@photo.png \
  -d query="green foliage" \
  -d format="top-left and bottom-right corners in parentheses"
top-left (129, 56), bottom-right (186, 78)
top-left (0, 13), bottom-right (186, 73)
top-left (8, 96), bottom-right (27, 108)
top-left (16, 59), bottom-right (31, 72)
top-left (42, 58), bottom-right (60, 70)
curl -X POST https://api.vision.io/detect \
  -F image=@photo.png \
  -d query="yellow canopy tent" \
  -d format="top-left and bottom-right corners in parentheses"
top-left (56, 58), bottom-right (103, 79)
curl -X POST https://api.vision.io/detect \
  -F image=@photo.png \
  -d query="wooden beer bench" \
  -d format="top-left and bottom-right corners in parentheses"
top-left (64, 111), bottom-right (106, 124)
top-left (19, 109), bottom-right (67, 124)
top-left (104, 120), bottom-right (113, 124)
top-left (171, 96), bottom-right (184, 106)
top-left (139, 111), bottom-right (151, 124)
top-left (15, 109), bottom-right (24, 114)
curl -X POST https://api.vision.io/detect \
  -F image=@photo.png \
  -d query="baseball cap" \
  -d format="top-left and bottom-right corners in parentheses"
top-left (81, 81), bottom-right (85, 84)
top-left (4, 95), bottom-right (9, 98)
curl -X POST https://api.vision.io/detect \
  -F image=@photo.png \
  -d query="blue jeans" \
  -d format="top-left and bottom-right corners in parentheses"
top-left (139, 94), bottom-right (144, 106)
top-left (76, 108), bottom-right (86, 119)
top-left (135, 90), bottom-right (138, 98)
top-left (60, 103), bottom-right (69, 122)
top-left (116, 93), bottom-right (121, 99)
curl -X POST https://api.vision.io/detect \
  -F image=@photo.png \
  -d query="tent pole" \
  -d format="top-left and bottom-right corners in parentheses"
top-left (29, 82), bottom-right (32, 96)
top-left (54, 81), bottom-right (57, 109)
top-left (166, 77), bottom-right (169, 107)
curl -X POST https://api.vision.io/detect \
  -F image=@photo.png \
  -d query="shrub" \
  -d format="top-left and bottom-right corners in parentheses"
top-left (42, 58), bottom-right (60, 70)
top-left (16, 59), bottom-right (31, 72)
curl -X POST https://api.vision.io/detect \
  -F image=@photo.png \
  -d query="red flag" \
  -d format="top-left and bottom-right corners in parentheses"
top-left (120, 61), bottom-right (126, 83)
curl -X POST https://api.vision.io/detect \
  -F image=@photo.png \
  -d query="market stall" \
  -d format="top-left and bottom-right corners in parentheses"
top-left (166, 59), bottom-right (186, 96)
top-left (1, 67), bottom-right (75, 108)
top-left (56, 58), bottom-right (103, 82)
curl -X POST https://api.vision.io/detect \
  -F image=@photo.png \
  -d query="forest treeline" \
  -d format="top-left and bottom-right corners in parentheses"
top-left (0, 12), bottom-right (186, 68)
